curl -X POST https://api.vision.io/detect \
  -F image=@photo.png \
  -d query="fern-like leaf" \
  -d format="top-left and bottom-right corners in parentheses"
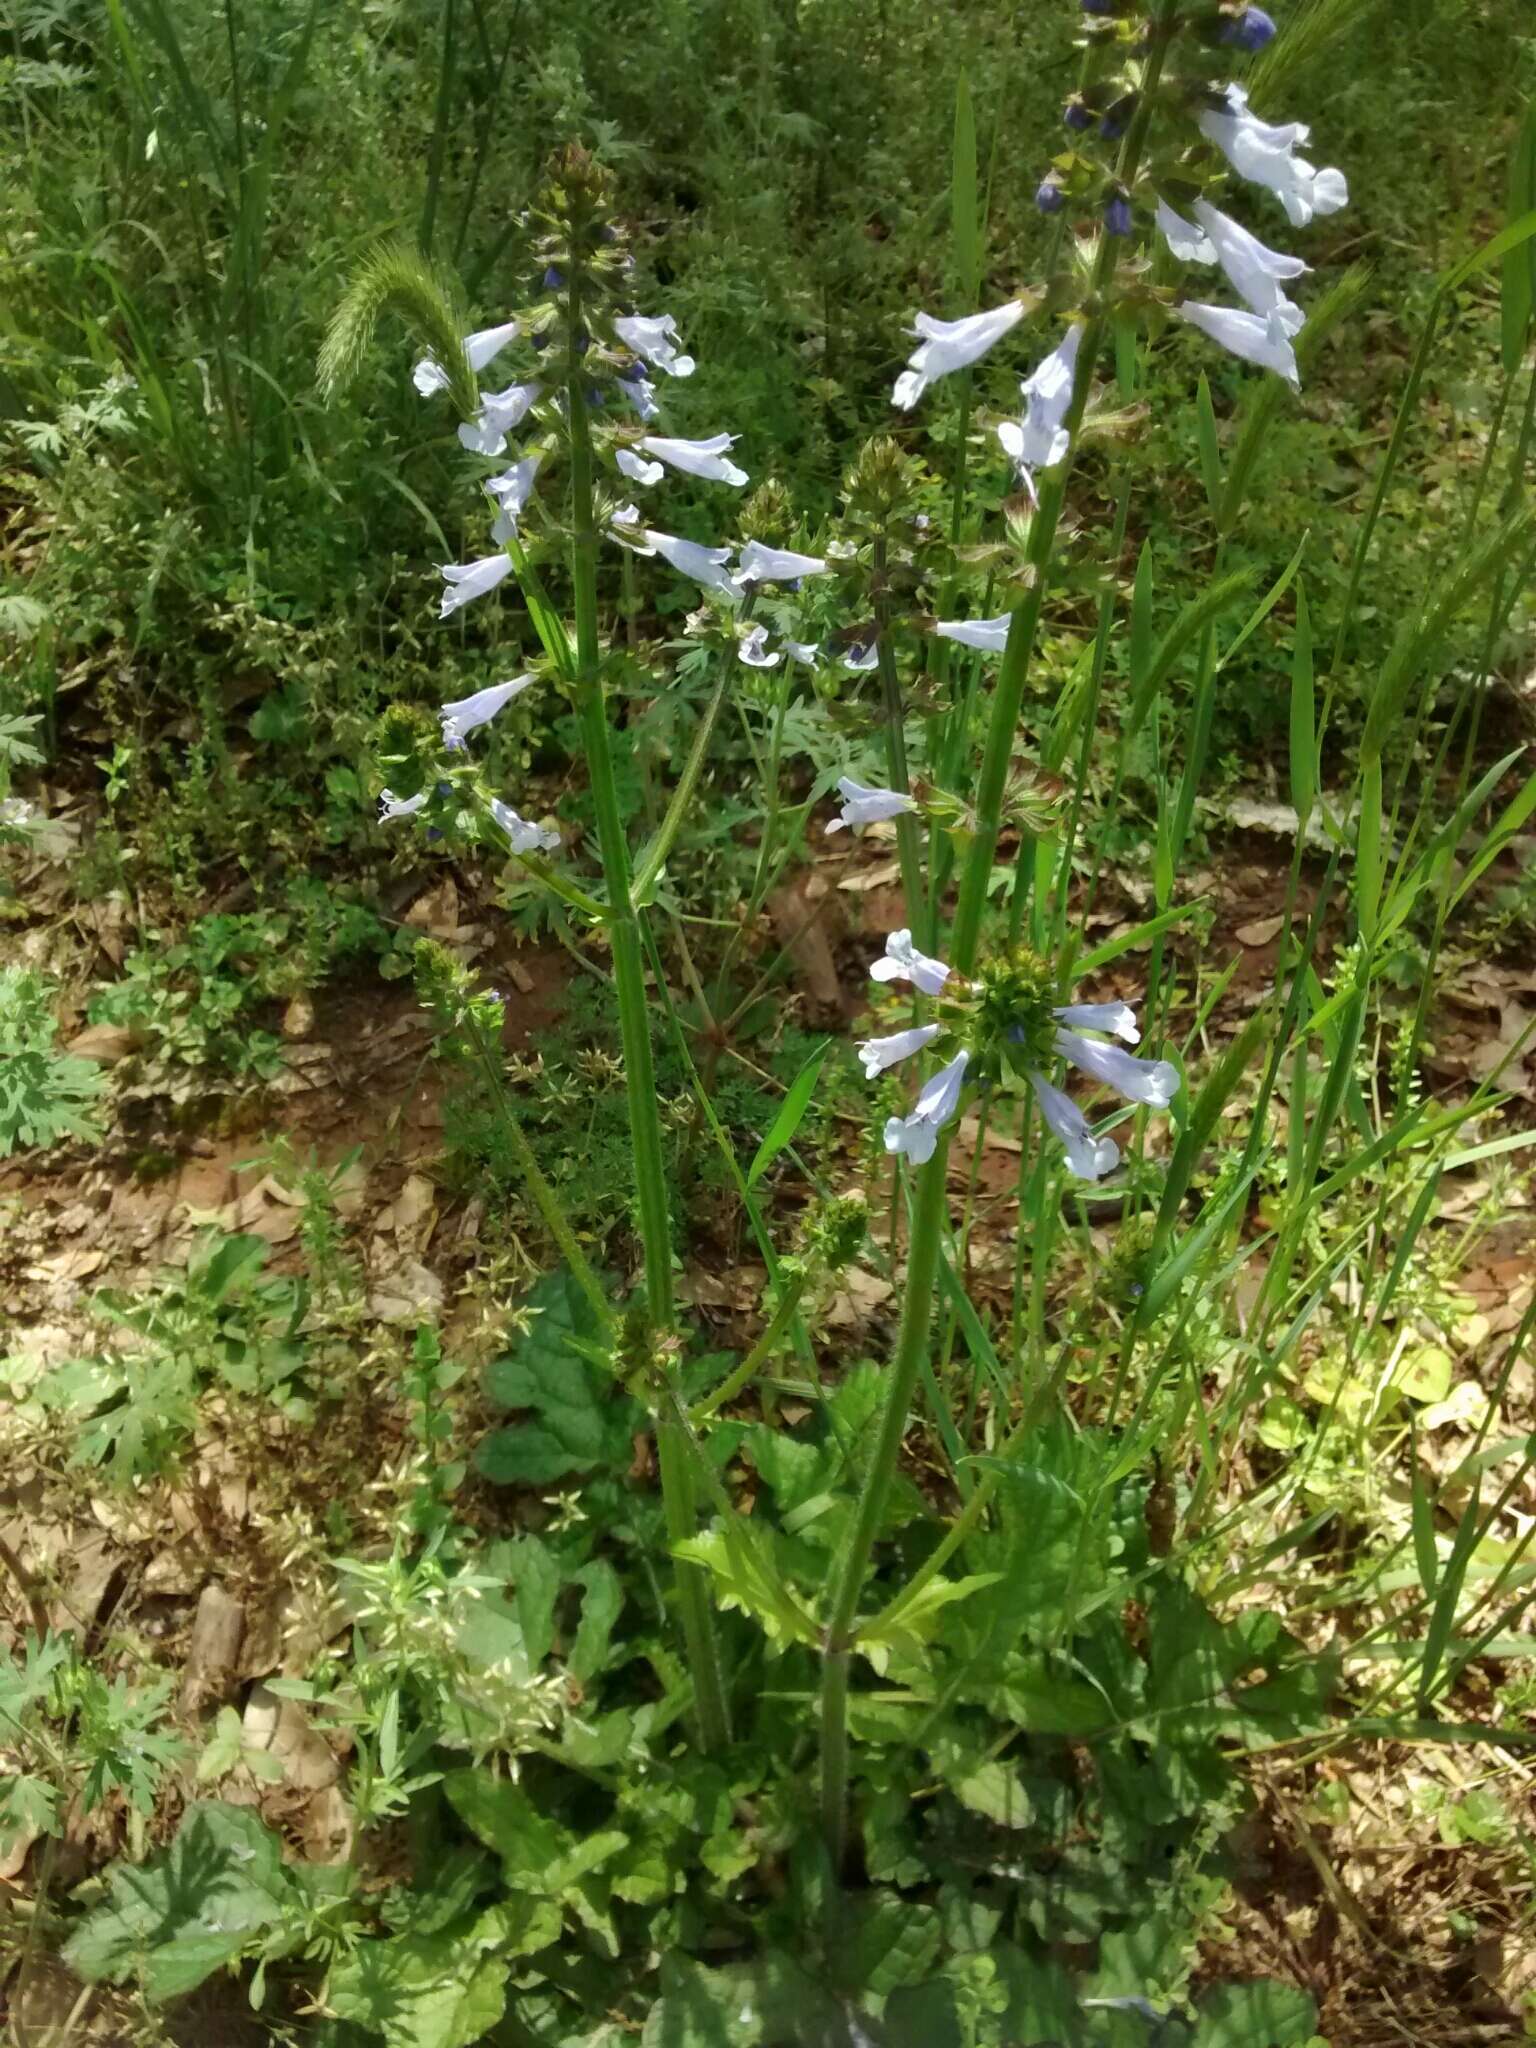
top-left (317, 240), bottom-right (478, 420)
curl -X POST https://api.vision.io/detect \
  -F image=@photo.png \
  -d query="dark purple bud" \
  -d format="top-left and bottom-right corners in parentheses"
top-left (435, 782), bottom-right (452, 795)
top-left (1036, 178), bottom-right (1066, 215)
top-left (543, 265), bottom-right (564, 289)
top-left (615, 356), bottom-right (645, 383)
top-left (598, 225), bottom-right (619, 244)
top-left (586, 386), bottom-right (604, 407)
top-left (1105, 193), bottom-right (1133, 236)
top-left (1064, 97), bottom-right (1093, 132)
top-left (530, 327), bottom-right (552, 352)
top-left (1080, 0), bottom-right (1117, 12)
top-left (485, 988), bottom-right (505, 1005)
top-left (574, 327), bottom-right (590, 355)
top-left (784, 577), bottom-right (802, 594)
top-left (426, 827), bottom-right (444, 842)
top-left (1006, 1023), bottom-right (1028, 1043)
top-left (1219, 5), bottom-right (1277, 48)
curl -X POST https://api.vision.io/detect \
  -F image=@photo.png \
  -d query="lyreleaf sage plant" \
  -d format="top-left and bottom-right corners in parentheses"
top-left (814, 0), bottom-right (1352, 1878)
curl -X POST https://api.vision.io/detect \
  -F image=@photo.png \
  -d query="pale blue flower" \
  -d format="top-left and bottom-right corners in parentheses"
top-left (738, 624), bottom-right (781, 668)
top-left (826, 777), bottom-right (915, 835)
top-left (1198, 84), bottom-right (1349, 228)
top-left (640, 433), bottom-right (748, 486)
top-left (1176, 301), bottom-right (1300, 387)
top-left (1055, 1029), bottom-right (1180, 1107)
top-left (439, 553), bottom-right (513, 617)
top-left (413, 318), bottom-right (519, 398)
top-left (457, 380), bottom-right (543, 457)
top-left (857, 1023), bottom-right (940, 1078)
top-left (737, 541), bottom-right (831, 583)
top-left (1029, 1071), bottom-right (1121, 1181)
top-left (998, 324), bottom-right (1083, 501)
top-left (487, 797), bottom-right (560, 854)
top-left (617, 447), bottom-right (665, 486)
top-left (613, 313), bottom-right (695, 377)
top-left (936, 614), bottom-right (1011, 653)
top-left (884, 1051), bottom-right (970, 1163)
top-left (378, 788), bottom-right (428, 822)
top-left (870, 928), bottom-right (951, 997)
top-left (893, 301), bottom-right (1026, 410)
top-left (440, 675), bottom-right (534, 749)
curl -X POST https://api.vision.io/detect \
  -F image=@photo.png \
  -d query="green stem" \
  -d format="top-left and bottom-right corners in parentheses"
top-left (564, 304), bottom-right (730, 1751)
top-left (872, 536), bottom-right (931, 945)
top-left (688, 1271), bottom-right (810, 1422)
top-left (819, 1151), bottom-right (951, 1875)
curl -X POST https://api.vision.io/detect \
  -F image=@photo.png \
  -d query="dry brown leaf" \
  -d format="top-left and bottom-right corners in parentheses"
top-left (1234, 915), bottom-right (1285, 947)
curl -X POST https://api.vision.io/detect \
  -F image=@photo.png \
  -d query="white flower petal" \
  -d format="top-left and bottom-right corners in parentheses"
top-left (640, 433), bottom-right (749, 486)
top-left (617, 447), bottom-right (665, 486)
top-left (1052, 1001), bottom-right (1141, 1046)
top-left (935, 613), bottom-right (1012, 653)
top-left (1056, 1029), bottom-right (1180, 1109)
top-left (439, 554), bottom-right (513, 617)
top-left (1156, 199), bottom-right (1216, 266)
top-left (1001, 325), bottom-right (1084, 493)
top-left (738, 623), bottom-right (782, 669)
top-left (736, 541), bottom-right (831, 582)
top-left (826, 777), bottom-right (914, 834)
top-left (1176, 301), bottom-right (1300, 388)
top-left (869, 928), bottom-right (950, 997)
top-left (439, 674), bottom-right (535, 748)
top-left (858, 1023), bottom-right (940, 1078)
top-left (1030, 1072), bottom-right (1121, 1181)
top-left (614, 313), bottom-right (695, 377)
top-left (884, 1050), bottom-right (970, 1159)
top-left (378, 788), bottom-right (428, 822)
top-left (1198, 85), bottom-right (1348, 228)
top-left (892, 301), bottom-right (1024, 409)
top-left (487, 797), bottom-right (560, 855)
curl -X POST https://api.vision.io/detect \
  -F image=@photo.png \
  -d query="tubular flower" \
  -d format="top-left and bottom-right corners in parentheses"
top-left (1055, 1029), bottom-right (1180, 1107)
top-left (639, 433), bottom-right (749, 486)
top-left (738, 623), bottom-right (781, 668)
top-left (826, 777), bottom-right (915, 835)
top-left (997, 324), bottom-right (1083, 502)
top-left (870, 928), bottom-right (951, 998)
top-left (1175, 302), bottom-right (1299, 388)
top-left (458, 379), bottom-right (543, 457)
top-left (379, 788), bottom-right (429, 822)
top-left (611, 520), bottom-right (745, 601)
top-left (884, 1051), bottom-right (970, 1164)
top-left (1156, 198), bottom-right (1217, 264)
top-left (1028, 1072), bottom-right (1122, 1181)
top-left (857, 1023), bottom-right (940, 1079)
top-left (936, 613), bottom-right (1011, 653)
top-left (1219, 6), bottom-right (1277, 50)
top-left (487, 797), bottom-right (560, 855)
top-left (842, 642), bottom-right (880, 673)
top-left (616, 447), bottom-right (665, 486)
top-left (486, 454), bottom-right (542, 540)
top-left (892, 300), bottom-right (1026, 410)
top-left (1053, 1000), bottom-right (1140, 1044)
top-left (1197, 84), bottom-right (1349, 228)
top-left (413, 318), bottom-right (519, 398)
top-left (440, 675), bottom-right (535, 749)
top-left (784, 639), bottom-right (821, 665)
top-left (736, 541), bottom-right (831, 583)
top-left (613, 313), bottom-right (695, 377)
top-left (1171, 199), bottom-right (1309, 331)
top-left (439, 553), bottom-right (513, 617)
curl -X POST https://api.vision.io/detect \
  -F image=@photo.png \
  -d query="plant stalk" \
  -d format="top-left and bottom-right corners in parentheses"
top-left (564, 299), bottom-right (730, 1751)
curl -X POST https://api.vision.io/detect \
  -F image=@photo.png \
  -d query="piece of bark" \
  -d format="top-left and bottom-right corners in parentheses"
top-left (182, 1582), bottom-right (246, 1711)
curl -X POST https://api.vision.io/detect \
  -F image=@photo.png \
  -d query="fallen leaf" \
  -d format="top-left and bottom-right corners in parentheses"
top-left (1234, 915), bottom-right (1285, 947)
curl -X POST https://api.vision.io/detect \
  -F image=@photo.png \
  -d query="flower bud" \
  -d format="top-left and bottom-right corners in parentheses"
top-left (1036, 177), bottom-right (1067, 215)
top-left (1105, 191), bottom-right (1133, 236)
top-left (1099, 92), bottom-right (1136, 140)
top-left (1219, 5), bottom-right (1277, 48)
top-left (543, 264), bottom-right (564, 289)
top-left (1064, 96), bottom-right (1094, 132)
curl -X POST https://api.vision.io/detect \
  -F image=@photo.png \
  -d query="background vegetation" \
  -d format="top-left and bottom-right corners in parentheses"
top-left (2, 0), bottom-right (1535, 2044)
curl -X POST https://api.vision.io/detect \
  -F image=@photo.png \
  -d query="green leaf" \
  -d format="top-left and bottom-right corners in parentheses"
top-left (1192, 1980), bottom-right (1319, 2048)
top-left (945, 1758), bottom-right (1034, 1829)
top-left (841, 1896), bottom-right (943, 1998)
top-left (64, 1803), bottom-right (295, 2003)
top-left (326, 1901), bottom-right (556, 2048)
top-left (641, 1950), bottom-right (845, 2048)
top-left (477, 1267), bottom-right (633, 1484)
top-left (570, 1559), bottom-right (625, 1683)
top-left (950, 72), bottom-right (981, 303)
top-left (442, 1769), bottom-right (564, 1880)
top-left (747, 1038), bottom-right (830, 1187)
